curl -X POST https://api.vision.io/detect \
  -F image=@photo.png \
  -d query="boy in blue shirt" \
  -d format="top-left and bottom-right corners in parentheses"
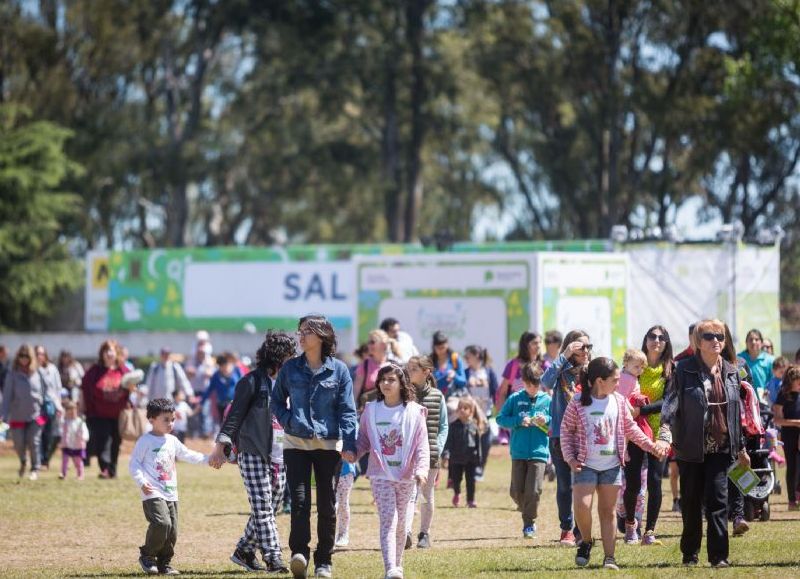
top-left (497, 362), bottom-right (551, 539)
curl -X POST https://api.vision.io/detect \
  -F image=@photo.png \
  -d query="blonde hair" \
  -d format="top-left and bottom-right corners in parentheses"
top-left (13, 344), bottom-right (38, 374)
top-left (457, 396), bottom-right (487, 434)
top-left (692, 319), bottom-right (725, 351)
top-left (369, 329), bottom-right (402, 359)
top-left (622, 348), bottom-right (647, 367)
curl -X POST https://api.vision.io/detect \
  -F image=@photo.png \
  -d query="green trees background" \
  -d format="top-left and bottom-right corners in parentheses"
top-left (1, 0), bottom-right (799, 329)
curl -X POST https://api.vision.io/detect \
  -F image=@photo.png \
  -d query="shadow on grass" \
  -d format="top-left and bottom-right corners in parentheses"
top-left (489, 559), bottom-right (800, 573)
top-left (66, 572), bottom-right (247, 578)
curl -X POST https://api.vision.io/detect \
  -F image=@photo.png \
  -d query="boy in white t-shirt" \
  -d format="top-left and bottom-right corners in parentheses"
top-left (130, 398), bottom-right (208, 575)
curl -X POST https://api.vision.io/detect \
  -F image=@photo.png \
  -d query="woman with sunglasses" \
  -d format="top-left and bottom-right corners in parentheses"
top-left (659, 319), bottom-right (750, 568)
top-left (271, 315), bottom-right (358, 579)
top-left (2, 345), bottom-right (46, 480)
top-left (353, 329), bottom-right (401, 411)
top-left (621, 326), bottom-right (673, 546)
top-left (541, 329), bottom-right (592, 546)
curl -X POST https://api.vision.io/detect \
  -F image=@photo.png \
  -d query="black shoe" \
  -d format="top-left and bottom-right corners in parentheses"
top-left (231, 547), bottom-right (265, 572)
top-left (682, 554), bottom-right (699, 567)
top-left (417, 532), bottom-right (430, 549)
top-left (575, 540), bottom-right (593, 567)
top-left (266, 558), bottom-right (290, 574)
top-left (139, 555), bottom-right (159, 575)
top-left (404, 532), bottom-right (412, 550)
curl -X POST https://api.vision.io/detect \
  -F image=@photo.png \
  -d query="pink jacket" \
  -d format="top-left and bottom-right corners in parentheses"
top-left (560, 392), bottom-right (656, 467)
top-left (356, 400), bottom-right (430, 482)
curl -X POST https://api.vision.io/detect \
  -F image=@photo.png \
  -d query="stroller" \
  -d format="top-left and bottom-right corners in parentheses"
top-left (742, 404), bottom-right (776, 522)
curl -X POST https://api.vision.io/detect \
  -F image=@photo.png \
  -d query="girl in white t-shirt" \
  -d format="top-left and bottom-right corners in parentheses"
top-left (560, 357), bottom-right (669, 571)
top-left (355, 364), bottom-right (430, 579)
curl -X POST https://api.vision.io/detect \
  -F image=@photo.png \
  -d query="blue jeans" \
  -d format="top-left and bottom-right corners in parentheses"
top-left (550, 438), bottom-right (574, 531)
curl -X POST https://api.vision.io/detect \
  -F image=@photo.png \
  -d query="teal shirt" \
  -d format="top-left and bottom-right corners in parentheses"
top-left (738, 350), bottom-right (774, 392)
top-left (496, 389), bottom-right (551, 462)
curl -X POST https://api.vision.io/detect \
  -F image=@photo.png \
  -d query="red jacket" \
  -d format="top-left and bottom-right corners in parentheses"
top-left (82, 365), bottom-right (130, 419)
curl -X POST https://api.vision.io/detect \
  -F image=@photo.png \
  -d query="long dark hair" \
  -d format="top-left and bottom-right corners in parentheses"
top-left (517, 331), bottom-right (541, 363)
top-left (578, 357), bottom-right (619, 406)
top-left (430, 331), bottom-right (453, 367)
top-left (465, 344), bottom-right (491, 367)
top-left (299, 314), bottom-right (337, 359)
top-left (641, 325), bottom-right (674, 380)
top-left (256, 330), bottom-right (297, 376)
top-left (559, 329), bottom-right (591, 366)
top-left (780, 366), bottom-right (800, 397)
top-left (375, 364), bottom-right (416, 406)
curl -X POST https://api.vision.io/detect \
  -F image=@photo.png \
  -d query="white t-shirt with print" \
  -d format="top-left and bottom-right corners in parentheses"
top-left (373, 401), bottom-right (405, 480)
top-left (129, 433), bottom-right (207, 502)
top-left (584, 396), bottom-right (620, 471)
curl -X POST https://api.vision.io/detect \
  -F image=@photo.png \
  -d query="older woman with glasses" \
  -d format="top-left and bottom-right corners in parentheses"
top-left (621, 326), bottom-right (674, 545)
top-left (659, 319), bottom-right (750, 568)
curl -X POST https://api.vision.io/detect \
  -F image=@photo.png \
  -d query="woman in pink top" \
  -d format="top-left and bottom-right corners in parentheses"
top-left (355, 364), bottom-right (429, 579)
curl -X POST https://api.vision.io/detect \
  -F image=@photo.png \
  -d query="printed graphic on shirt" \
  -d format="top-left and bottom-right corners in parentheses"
top-left (588, 409), bottom-right (615, 456)
top-left (377, 422), bottom-right (403, 466)
top-left (152, 446), bottom-right (177, 492)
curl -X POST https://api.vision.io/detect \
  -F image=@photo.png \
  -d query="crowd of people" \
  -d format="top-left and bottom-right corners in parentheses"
top-left (1, 316), bottom-right (800, 577)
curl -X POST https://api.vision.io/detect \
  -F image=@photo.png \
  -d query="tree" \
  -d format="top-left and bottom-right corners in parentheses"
top-left (0, 106), bottom-right (82, 330)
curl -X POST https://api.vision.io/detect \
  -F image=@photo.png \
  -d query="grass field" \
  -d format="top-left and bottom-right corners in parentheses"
top-left (2, 440), bottom-right (800, 578)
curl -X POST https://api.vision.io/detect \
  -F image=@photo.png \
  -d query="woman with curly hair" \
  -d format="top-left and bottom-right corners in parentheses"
top-left (355, 364), bottom-right (430, 579)
top-left (210, 330), bottom-right (298, 574)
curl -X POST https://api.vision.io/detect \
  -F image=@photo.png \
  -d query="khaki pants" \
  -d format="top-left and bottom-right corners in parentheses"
top-left (141, 498), bottom-right (178, 565)
top-left (510, 460), bottom-right (546, 526)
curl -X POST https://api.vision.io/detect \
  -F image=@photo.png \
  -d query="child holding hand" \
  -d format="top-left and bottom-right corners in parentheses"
top-left (355, 364), bottom-right (429, 579)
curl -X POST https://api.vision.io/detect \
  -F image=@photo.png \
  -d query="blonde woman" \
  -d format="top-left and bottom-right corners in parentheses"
top-left (2, 345), bottom-right (45, 480)
top-left (353, 329), bottom-right (402, 410)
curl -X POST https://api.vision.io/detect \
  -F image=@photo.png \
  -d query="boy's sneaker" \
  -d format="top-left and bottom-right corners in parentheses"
top-left (158, 566), bottom-right (180, 576)
top-left (672, 498), bottom-right (681, 512)
top-left (230, 547), bottom-right (265, 572)
top-left (624, 521), bottom-right (639, 545)
top-left (139, 556), bottom-right (159, 575)
top-left (559, 530), bottom-right (576, 546)
top-left (404, 532), bottom-right (412, 550)
top-left (682, 554), bottom-right (699, 566)
top-left (732, 517), bottom-right (749, 536)
top-left (523, 524), bottom-right (536, 539)
top-left (314, 563), bottom-right (332, 578)
top-left (575, 540), bottom-right (593, 567)
top-left (417, 532), bottom-right (431, 549)
top-left (266, 558), bottom-right (290, 575)
top-left (28, 471), bottom-right (38, 481)
top-left (452, 493), bottom-right (460, 507)
top-left (290, 554), bottom-right (308, 579)
top-left (602, 556), bottom-right (619, 570)
top-left (641, 530), bottom-right (662, 545)
top-left (334, 533), bottom-right (350, 548)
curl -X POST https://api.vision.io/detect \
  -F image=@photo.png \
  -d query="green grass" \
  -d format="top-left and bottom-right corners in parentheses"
top-left (2, 441), bottom-right (799, 578)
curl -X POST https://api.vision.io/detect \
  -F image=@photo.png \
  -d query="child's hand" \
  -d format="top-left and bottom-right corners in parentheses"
top-left (630, 406), bottom-right (640, 418)
top-left (532, 414), bottom-right (546, 427)
top-left (521, 416), bottom-right (532, 428)
top-left (653, 440), bottom-right (670, 459)
top-left (415, 474), bottom-right (427, 487)
top-left (567, 459), bottom-right (582, 473)
top-left (208, 443), bottom-right (227, 469)
top-left (141, 482), bottom-right (155, 495)
top-left (341, 450), bottom-right (356, 464)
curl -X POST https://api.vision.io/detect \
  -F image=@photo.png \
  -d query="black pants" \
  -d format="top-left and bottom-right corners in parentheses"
top-left (479, 429), bottom-right (491, 471)
top-left (284, 449), bottom-right (341, 567)
top-left (449, 462), bottom-right (477, 502)
top-left (678, 453), bottom-right (732, 564)
top-left (87, 416), bottom-right (122, 477)
top-left (782, 428), bottom-right (800, 504)
top-left (623, 442), bottom-right (665, 530)
top-left (40, 418), bottom-right (61, 468)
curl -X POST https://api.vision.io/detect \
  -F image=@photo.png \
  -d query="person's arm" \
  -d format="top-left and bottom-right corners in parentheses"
top-left (80, 368), bottom-right (95, 417)
top-left (559, 402), bottom-right (579, 465)
top-left (436, 395), bottom-right (449, 452)
top-left (201, 373), bottom-right (219, 405)
top-left (773, 404), bottom-right (800, 428)
top-left (174, 363), bottom-right (194, 398)
top-left (270, 366), bottom-right (292, 430)
top-left (175, 437), bottom-right (209, 464)
top-left (621, 397), bottom-right (659, 454)
top-left (128, 437), bottom-right (149, 487)
top-left (355, 407), bottom-right (371, 460)
top-left (352, 365), bottom-right (365, 405)
top-left (495, 395), bottom-right (521, 429)
top-left (337, 364), bottom-right (358, 455)
top-left (414, 411), bottom-right (431, 481)
top-left (638, 399), bottom-right (663, 416)
top-left (216, 372), bottom-right (256, 447)
top-left (541, 354), bottom-right (569, 391)
top-left (1, 372), bottom-right (12, 421)
top-left (488, 368), bottom-right (499, 407)
top-left (657, 371), bottom-right (679, 444)
top-left (49, 366), bottom-right (64, 412)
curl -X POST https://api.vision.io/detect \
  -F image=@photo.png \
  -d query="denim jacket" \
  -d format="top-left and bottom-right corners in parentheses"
top-left (542, 353), bottom-right (579, 439)
top-left (271, 354), bottom-right (358, 453)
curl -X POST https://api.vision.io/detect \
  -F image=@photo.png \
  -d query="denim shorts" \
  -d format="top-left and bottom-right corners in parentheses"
top-left (572, 464), bottom-right (623, 486)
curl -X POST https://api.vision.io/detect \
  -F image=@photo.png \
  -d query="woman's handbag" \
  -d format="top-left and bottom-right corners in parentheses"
top-left (119, 404), bottom-right (149, 441)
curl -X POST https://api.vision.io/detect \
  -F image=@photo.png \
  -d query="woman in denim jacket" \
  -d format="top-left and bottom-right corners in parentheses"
top-left (271, 314), bottom-right (358, 579)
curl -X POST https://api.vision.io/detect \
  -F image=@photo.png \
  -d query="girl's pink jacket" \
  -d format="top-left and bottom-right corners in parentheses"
top-left (560, 391), bottom-right (657, 467)
top-left (356, 400), bottom-right (430, 482)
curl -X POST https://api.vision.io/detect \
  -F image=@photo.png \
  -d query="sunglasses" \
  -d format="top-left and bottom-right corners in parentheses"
top-left (647, 333), bottom-right (668, 343)
top-left (580, 344), bottom-right (593, 352)
top-left (701, 332), bottom-right (725, 343)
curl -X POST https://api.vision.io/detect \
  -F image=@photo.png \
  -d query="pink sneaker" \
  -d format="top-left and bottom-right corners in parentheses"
top-left (559, 530), bottom-right (576, 546)
top-left (624, 521), bottom-right (639, 545)
top-left (641, 530), bottom-right (662, 545)
top-left (452, 494), bottom-right (460, 507)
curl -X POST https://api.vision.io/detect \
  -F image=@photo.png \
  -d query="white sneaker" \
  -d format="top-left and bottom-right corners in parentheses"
top-left (385, 567), bottom-right (404, 579)
top-left (29, 471), bottom-right (39, 481)
top-left (334, 533), bottom-right (349, 547)
top-left (290, 554), bottom-right (308, 579)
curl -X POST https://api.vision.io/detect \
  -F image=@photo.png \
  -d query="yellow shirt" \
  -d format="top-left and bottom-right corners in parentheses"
top-left (639, 364), bottom-right (665, 440)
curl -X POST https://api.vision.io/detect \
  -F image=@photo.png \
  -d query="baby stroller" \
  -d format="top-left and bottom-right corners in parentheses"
top-left (743, 404), bottom-right (776, 522)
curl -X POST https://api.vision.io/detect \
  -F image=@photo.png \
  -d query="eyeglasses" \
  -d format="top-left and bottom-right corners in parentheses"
top-left (647, 333), bottom-right (668, 343)
top-left (296, 329), bottom-right (315, 338)
top-left (701, 332), bottom-right (725, 343)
